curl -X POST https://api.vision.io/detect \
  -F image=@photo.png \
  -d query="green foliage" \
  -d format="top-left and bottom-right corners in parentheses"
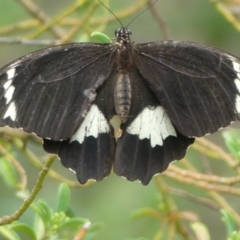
top-left (221, 209), bottom-right (240, 240)
top-left (0, 184), bottom-right (101, 240)
top-left (222, 130), bottom-right (240, 160)
top-left (91, 31), bottom-right (112, 43)
top-left (0, 155), bottom-right (19, 189)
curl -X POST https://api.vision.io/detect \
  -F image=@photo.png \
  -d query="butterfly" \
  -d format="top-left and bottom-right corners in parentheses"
top-left (0, 26), bottom-right (240, 185)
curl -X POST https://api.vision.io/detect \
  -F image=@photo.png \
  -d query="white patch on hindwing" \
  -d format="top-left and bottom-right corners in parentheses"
top-left (3, 102), bottom-right (17, 121)
top-left (69, 168), bottom-right (76, 174)
top-left (70, 104), bottom-right (110, 144)
top-left (126, 106), bottom-right (176, 148)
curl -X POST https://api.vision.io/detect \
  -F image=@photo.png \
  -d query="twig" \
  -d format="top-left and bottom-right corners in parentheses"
top-left (0, 155), bottom-right (55, 225)
top-left (163, 170), bottom-right (240, 196)
top-left (25, 0), bottom-right (89, 40)
top-left (18, 0), bottom-right (65, 38)
top-left (155, 178), bottom-right (194, 240)
top-left (73, 221), bottom-right (91, 240)
top-left (12, 138), bottom-right (93, 188)
top-left (210, 0), bottom-right (240, 32)
top-left (168, 165), bottom-right (240, 185)
top-left (194, 138), bottom-right (240, 171)
top-left (209, 191), bottom-right (240, 225)
top-left (167, 187), bottom-right (219, 211)
top-left (59, 1), bottom-right (99, 44)
top-left (0, 37), bottom-right (59, 46)
top-left (148, 0), bottom-right (171, 39)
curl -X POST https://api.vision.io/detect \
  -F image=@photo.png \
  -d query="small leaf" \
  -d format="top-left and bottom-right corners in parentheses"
top-left (220, 209), bottom-right (235, 237)
top-left (222, 130), bottom-right (240, 160)
top-left (65, 207), bottom-right (75, 218)
top-left (228, 230), bottom-right (240, 240)
top-left (10, 223), bottom-right (37, 240)
top-left (88, 222), bottom-right (104, 233)
top-left (33, 214), bottom-right (45, 239)
top-left (30, 201), bottom-right (51, 231)
top-left (191, 222), bottom-right (210, 240)
top-left (37, 200), bottom-right (52, 221)
top-left (0, 156), bottom-right (19, 189)
top-left (91, 32), bottom-right (112, 43)
top-left (56, 183), bottom-right (70, 213)
top-left (0, 226), bottom-right (21, 240)
top-left (16, 189), bottom-right (30, 199)
top-left (58, 218), bottom-right (86, 230)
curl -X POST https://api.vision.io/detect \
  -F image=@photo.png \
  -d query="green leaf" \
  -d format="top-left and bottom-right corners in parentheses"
top-left (191, 222), bottom-right (210, 240)
top-left (220, 209), bottom-right (236, 237)
top-left (16, 189), bottom-right (30, 199)
top-left (88, 222), bottom-right (104, 233)
top-left (65, 207), bottom-right (75, 218)
top-left (228, 230), bottom-right (240, 240)
top-left (37, 200), bottom-right (52, 221)
top-left (33, 214), bottom-right (45, 239)
top-left (222, 130), bottom-right (240, 160)
top-left (56, 183), bottom-right (71, 213)
top-left (90, 31), bottom-right (112, 43)
top-left (31, 201), bottom-right (52, 231)
top-left (0, 156), bottom-right (19, 189)
top-left (58, 218), bottom-right (86, 230)
top-left (9, 222), bottom-right (37, 240)
top-left (0, 226), bottom-right (21, 240)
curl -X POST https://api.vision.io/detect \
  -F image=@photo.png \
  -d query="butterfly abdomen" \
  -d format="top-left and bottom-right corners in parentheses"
top-left (114, 72), bottom-right (132, 123)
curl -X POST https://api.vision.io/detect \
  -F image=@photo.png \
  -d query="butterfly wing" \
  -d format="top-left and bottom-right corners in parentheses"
top-left (114, 68), bottom-right (194, 185)
top-left (0, 42), bottom-right (118, 184)
top-left (43, 68), bottom-right (117, 184)
top-left (134, 41), bottom-right (240, 137)
top-left (0, 43), bottom-right (114, 140)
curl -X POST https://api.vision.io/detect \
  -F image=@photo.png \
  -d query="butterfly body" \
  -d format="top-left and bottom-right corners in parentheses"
top-left (0, 27), bottom-right (240, 185)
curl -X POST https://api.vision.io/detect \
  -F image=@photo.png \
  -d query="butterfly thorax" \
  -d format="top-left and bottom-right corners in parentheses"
top-left (114, 27), bottom-right (133, 123)
top-left (115, 27), bottom-right (133, 70)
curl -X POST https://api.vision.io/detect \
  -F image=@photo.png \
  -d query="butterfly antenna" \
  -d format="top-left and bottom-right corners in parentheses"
top-left (98, 0), bottom-right (124, 28)
top-left (126, 0), bottom-right (158, 28)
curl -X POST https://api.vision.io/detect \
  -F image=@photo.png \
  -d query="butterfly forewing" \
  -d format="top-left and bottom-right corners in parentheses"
top-left (134, 41), bottom-right (240, 137)
top-left (0, 43), bottom-right (114, 140)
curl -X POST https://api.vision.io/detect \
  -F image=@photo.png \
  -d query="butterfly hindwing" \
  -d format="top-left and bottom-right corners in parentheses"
top-left (114, 69), bottom-right (194, 184)
top-left (135, 41), bottom-right (240, 137)
top-left (43, 68), bottom-right (117, 183)
top-left (0, 43), bottom-right (114, 140)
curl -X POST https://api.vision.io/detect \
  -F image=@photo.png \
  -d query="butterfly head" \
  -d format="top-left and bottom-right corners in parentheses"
top-left (115, 28), bottom-right (132, 44)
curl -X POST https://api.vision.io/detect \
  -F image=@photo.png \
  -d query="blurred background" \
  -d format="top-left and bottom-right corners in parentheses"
top-left (0, 0), bottom-right (240, 239)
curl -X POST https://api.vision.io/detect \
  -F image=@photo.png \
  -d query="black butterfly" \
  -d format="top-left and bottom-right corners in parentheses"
top-left (0, 26), bottom-right (240, 185)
